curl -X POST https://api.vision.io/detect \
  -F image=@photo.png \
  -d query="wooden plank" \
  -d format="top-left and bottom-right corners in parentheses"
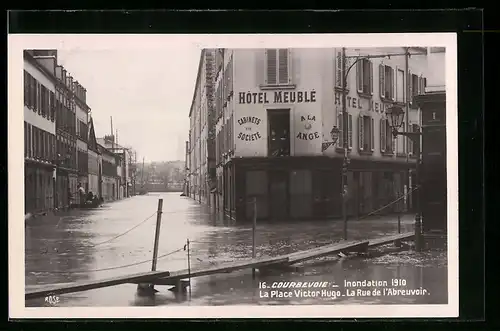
top-left (368, 232), bottom-right (414, 248)
top-left (25, 270), bottom-right (172, 300)
top-left (148, 256), bottom-right (290, 283)
top-left (286, 240), bottom-right (370, 265)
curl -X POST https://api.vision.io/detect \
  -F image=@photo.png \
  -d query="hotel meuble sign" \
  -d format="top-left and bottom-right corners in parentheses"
top-left (238, 90), bottom-right (317, 104)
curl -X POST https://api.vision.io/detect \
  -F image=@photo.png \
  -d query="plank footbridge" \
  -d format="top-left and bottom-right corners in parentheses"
top-left (25, 232), bottom-right (414, 300)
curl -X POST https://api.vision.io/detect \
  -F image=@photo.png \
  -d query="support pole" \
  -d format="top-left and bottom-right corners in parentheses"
top-left (398, 214), bottom-right (401, 234)
top-left (252, 197), bottom-right (257, 279)
top-left (137, 198), bottom-right (163, 295)
top-left (187, 238), bottom-right (191, 297)
top-left (415, 140), bottom-right (423, 252)
top-left (342, 47), bottom-right (349, 241)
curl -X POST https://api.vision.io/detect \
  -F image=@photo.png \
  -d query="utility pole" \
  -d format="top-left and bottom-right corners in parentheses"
top-left (341, 47), bottom-right (349, 240)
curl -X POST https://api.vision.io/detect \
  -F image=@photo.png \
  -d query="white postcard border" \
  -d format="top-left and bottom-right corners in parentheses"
top-left (8, 33), bottom-right (458, 319)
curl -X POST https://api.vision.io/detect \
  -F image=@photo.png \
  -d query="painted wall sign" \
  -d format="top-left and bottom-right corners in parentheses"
top-left (334, 91), bottom-right (391, 113)
top-left (296, 114), bottom-right (320, 140)
top-left (237, 116), bottom-right (262, 142)
top-left (238, 90), bottom-right (317, 105)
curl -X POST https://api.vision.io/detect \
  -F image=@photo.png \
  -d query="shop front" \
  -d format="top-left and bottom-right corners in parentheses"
top-left (231, 156), bottom-right (414, 223)
top-left (25, 160), bottom-right (55, 214)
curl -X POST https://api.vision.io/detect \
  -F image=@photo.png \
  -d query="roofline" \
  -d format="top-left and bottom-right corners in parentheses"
top-left (24, 50), bottom-right (91, 112)
top-left (188, 49), bottom-right (206, 118)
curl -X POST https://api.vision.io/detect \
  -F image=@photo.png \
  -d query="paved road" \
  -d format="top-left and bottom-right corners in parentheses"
top-left (25, 192), bottom-right (448, 306)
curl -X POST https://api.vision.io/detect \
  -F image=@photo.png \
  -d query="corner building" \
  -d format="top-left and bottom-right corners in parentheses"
top-left (198, 47), bottom-right (432, 222)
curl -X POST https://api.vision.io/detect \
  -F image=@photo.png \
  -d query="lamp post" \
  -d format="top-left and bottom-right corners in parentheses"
top-left (386, 105), bottom-right (423, 252)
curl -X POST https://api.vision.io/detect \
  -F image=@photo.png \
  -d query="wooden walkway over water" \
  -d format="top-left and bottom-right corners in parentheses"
top-left (25, 232), bottom-right (414, 300)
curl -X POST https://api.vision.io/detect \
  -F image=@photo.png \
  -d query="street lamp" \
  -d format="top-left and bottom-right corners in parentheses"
top-left (386, 105), bottom-right (423, 251)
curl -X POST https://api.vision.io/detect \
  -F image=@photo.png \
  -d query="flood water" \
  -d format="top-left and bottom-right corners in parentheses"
top-left (25, 192), bottom-right (448, 307)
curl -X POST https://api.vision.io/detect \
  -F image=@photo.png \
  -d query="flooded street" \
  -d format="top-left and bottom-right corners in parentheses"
top-left (25, 192), bottom-right (447, 307)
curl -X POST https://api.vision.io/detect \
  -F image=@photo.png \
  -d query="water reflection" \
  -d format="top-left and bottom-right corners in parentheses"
top-left (25, 192), bottom-right (447, 306)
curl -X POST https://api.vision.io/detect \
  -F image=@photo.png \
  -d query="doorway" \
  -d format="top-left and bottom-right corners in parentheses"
top-left (269, 170), bottom-right (289, 221)
top-left (268, 109), bottom-right (290, 157)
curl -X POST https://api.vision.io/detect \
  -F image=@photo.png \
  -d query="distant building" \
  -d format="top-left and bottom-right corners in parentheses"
top-left (97, 136), bottom-right (130, 199)
top-left (187, 49), bottom-right (216, 205)
top-left (87, 116), bottom-right (102, 198)
top-left (98, 142), bottom-right (119, 201)
top-left (23, 50), bottom-right (57, 213)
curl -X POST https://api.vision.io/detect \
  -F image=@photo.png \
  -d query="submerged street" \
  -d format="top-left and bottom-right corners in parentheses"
top-left (25, 193), bottom-right (447, 307)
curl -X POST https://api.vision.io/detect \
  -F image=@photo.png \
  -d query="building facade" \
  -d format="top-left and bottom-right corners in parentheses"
top-left (23, 51), bottom-right (57, 214)
top-left (97, 136), bottom-right (131, 199)
top-left (74, 79), bottom-right (90, 197)
top-left (54, 63), bottom-right (78, 209)
top-left (87, 116), bottom-right (102, 198)
top-left (98, 142), bottom-right (119, 202)
top-left (187, 49), bottom-right (216, 205)
top-left (188, 47), bottom-right (437, 222)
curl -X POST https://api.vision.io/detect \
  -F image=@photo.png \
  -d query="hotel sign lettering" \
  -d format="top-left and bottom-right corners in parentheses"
top-left (238, 90), bottom-right (317, 105)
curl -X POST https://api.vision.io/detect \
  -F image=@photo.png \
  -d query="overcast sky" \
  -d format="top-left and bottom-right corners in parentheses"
top-left (57, 47), bottom-right (201, 163)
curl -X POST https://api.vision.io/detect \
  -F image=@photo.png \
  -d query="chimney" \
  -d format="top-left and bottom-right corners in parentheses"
top-left (32, 49), bottom-right (57, 75)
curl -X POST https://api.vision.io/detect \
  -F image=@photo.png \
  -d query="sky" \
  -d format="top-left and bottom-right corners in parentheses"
top-left (57, 47), bottom-right (201, 163)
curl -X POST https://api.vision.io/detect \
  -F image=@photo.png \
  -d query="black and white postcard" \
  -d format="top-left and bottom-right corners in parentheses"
top-left (8, 33), bottom-right (458, 318)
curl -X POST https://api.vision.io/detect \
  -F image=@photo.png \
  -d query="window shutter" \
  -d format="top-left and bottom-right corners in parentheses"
top-left (337, 111), bottom-right (343, 147)
top-left (369, 60), bottom-right (374, 95)
top-left (356, 61), bottom-right (362, 92)
top-left (336, 51), bottom-right (342, 87)
top-left (370, 117), bottom-right (375, 151)
top-left (423, 77), bottom-right (427, 91)
top-left (24, 71), bottom-right (28, 106)
top-left (392, 67), bottom-right (396, 101)
top-left (278, 49), bottom-right (289, 84)
top-left (348, 114), bottom-right (353, 149)
top-left (408, 70), bottom-right (413, 106)
top-left (358, 115), bottom-right (364, 151)
top-left (380, 118), bottom-right (386, 153)
top-left (266, 49), bottom-right (277, 85)
top-left (379, 64), bottom-right (385, 98)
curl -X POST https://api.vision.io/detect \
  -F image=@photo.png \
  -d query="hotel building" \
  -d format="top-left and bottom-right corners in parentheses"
top-left (188, 47), bottom-right (437, 222)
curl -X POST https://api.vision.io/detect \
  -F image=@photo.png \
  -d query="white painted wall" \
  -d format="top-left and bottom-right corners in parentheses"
top-left (24, 60), bottom-right (56, 134)
top-left (233, 49), bottom-right (325, 158)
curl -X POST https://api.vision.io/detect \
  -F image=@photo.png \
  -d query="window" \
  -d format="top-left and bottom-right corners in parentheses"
top-left (380, 64), bottom-right (395, 100)
top-left (409, 72), bottom-right (427, 106)
top-left (50, 91), bottom-right (55, 122)
top-left (268, 110), bottom-right (290, 157)
top-left (356, 59), bottom-right (373, 95)
top-left (358, 115), bottom-right (374, 152)
top-left (408, 124), bottom-right (420, 156)
top-left (24, 122), bottom-right (28, 157)
top-left (337, 111), bottom-right (353, 149)
top-left (24, 71), bottom-right (29, 106)
top-left (265, 49), bottom-right (291, 85)
top-left (30, 75), bottom-right (36, 111)
top-left (396, 68), bottom-right (405, 103)
top-left (380, 118), bottom-right (396, 154)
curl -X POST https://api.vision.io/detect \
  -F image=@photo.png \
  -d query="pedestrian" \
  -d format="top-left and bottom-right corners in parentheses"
top-left (77, 183), bottom-right (86, 207)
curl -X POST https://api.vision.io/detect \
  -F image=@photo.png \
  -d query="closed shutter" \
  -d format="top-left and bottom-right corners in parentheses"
top-left (370, 117), bottom-right (375, 151)
top-left (278, 49), bottom-right (289, 84)
top-left (379, 64), bottom-right (385, 99)
top-left (24, 71), bottom-right (28, 106)
top-left (335, 51), bottom-right (343, 87)
top-left (380, 118), bottom-right (386, 153)
top-left (356, 61), bottom-right (362, 92)
top-left (266, 49), bottom-right (277, 85)
top-left (348, 114), bottom-right (353, 149)
top-left (408, 70), bottom-right (413, 106)
top-left (369, 60), bottom-right (373, 94)
top-left (358, 115), bottom-right (364, 151)
top-left (391, 67), bottom-right (396, 101)
top-left (337, 111), bottom-right (343, 147)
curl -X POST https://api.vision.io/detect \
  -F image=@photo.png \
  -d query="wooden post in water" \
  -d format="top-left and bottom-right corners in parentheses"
top-left (137, 198), bottom-right (163, 295)
top-left (252, 197), bottom-right (257, 279)
top-left (398, 214), bottom-right (401, 234)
